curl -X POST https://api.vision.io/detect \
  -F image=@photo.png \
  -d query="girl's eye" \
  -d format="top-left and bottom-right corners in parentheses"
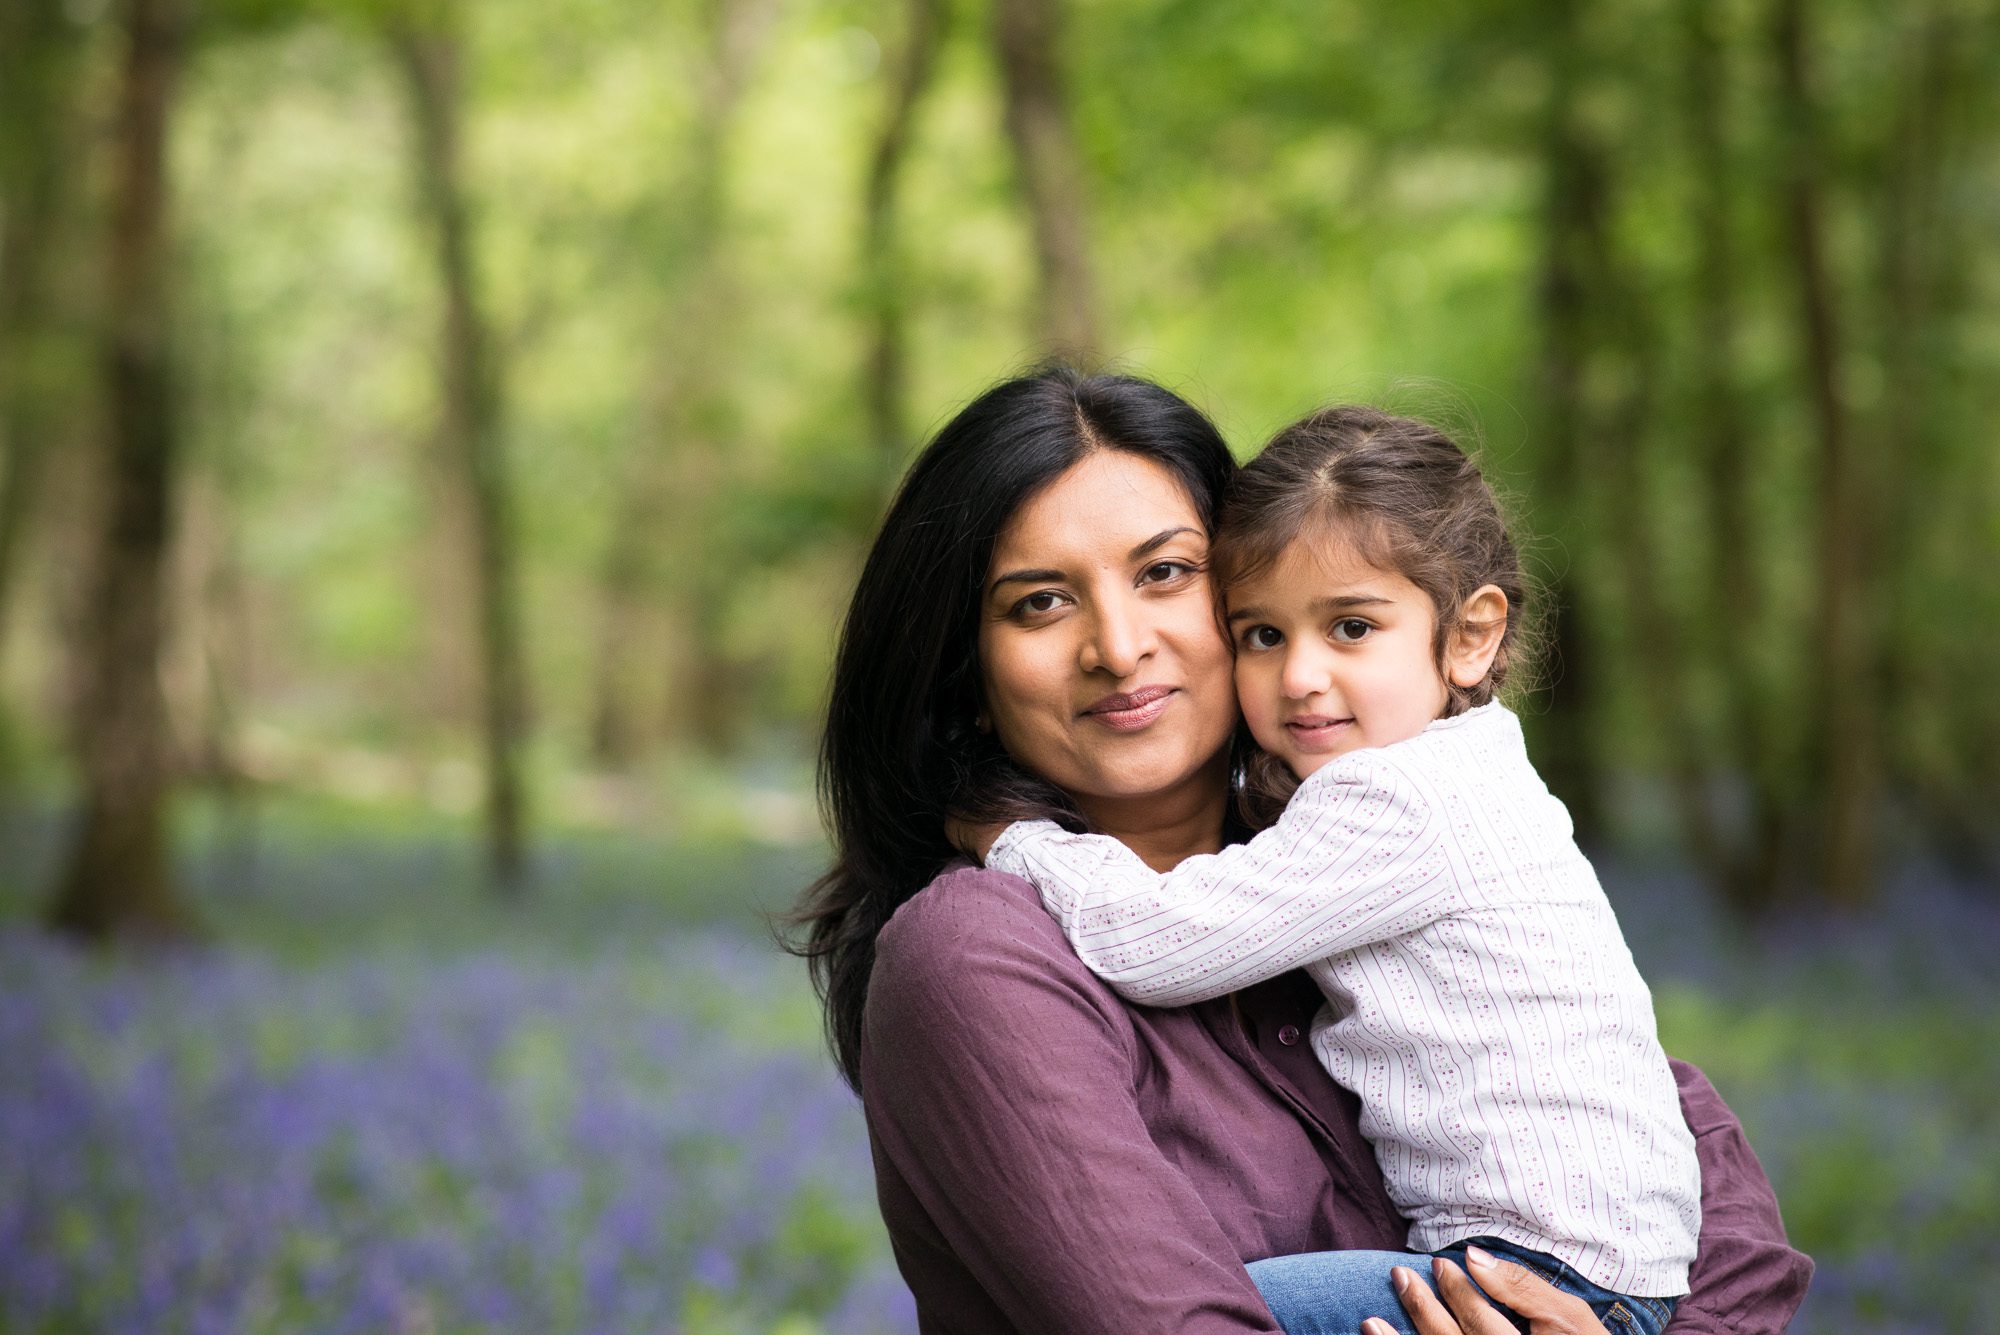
top-left (1243, 625), bottom-right (1283, 650)
top-left (1331, 618), bottom-right (1373, 644)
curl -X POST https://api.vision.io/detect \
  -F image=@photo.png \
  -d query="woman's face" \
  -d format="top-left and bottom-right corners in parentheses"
top-left (976, 450), bottom-right (1238, 825)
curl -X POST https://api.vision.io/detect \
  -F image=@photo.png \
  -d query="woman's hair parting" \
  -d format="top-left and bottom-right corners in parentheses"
top-left (1219, 404), bottom-right (1534, 716)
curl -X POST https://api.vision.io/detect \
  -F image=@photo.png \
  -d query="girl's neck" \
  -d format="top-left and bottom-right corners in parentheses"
top-left (1074, 753), bottom-right (1231, 872)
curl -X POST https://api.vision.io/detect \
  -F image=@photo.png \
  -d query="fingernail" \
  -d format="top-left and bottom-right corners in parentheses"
top-left (1391, 1267), bottom-right (1412, 1295)
top-left (1465, 1245), bottom-right (1495, 1270)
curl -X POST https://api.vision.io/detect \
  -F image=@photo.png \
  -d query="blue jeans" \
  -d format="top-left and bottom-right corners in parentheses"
top-left (1247, 1237), bottom-right (1677, 1335)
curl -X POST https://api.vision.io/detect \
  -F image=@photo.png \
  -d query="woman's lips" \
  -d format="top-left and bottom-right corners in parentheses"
top-left (1081, 685), bottom-right (1177, 733)
top-left (1284, 715), bottom-right (1354, 752)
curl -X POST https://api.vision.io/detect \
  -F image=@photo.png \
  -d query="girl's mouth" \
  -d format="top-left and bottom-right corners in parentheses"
top-left (1284, 715), bottom-right (1354, 751)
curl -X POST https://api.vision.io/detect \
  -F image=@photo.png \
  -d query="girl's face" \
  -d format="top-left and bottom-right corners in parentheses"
top-left (1227, 535), bottom-right (1503, 779)
top-left (977, 451), bottom-right (1238, 827)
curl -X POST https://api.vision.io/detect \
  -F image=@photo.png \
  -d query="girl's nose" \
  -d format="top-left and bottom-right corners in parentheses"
top-left (1279, 647), bottom-right (1331, 700)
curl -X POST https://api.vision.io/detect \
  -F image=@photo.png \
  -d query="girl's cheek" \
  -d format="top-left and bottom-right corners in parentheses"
top-left (1233, 659), bottom-right (1280, 731)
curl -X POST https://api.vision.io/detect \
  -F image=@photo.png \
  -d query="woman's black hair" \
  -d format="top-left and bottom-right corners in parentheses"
top-left (784, 365), bottom-right (1237, 1089)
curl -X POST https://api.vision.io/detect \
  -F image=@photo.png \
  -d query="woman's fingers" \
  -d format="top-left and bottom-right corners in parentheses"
top-left (1430, 1258), bottom-right (1520, 1333)
top-left (1449, 1247), bottom-right (1601, 1332)
top-left (1390, 1251), bottom-right (1605, 1335)
top-left (1388, 1263), bottom-right (1508, 1334)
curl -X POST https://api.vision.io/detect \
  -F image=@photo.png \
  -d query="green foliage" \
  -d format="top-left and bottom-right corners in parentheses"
top-left (1, 0), bottom-right (1995, 901)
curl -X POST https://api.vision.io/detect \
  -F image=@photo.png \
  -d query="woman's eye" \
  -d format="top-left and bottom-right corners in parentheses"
top-left (1331, 618), bottom-right (1373, 643)
top-left (1140, 560), bottom-right (1194, 585)
top-left (1014, 591), bottom-right (1066, 617)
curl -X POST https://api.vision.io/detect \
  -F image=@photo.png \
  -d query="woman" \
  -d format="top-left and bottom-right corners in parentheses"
top-left (790, 367), bottom-right (1810, 1333)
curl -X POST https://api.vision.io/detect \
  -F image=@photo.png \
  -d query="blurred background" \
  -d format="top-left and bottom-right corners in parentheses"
top-left (1, 0), bottom-right (1996, 1330)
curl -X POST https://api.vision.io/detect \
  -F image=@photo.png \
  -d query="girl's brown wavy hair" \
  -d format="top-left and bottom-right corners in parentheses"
top-left (1220, 405), bottom-right (1540, 828)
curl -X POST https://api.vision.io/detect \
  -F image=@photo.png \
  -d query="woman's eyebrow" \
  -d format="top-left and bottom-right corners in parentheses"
top-left (990, 567), bottom-right (1065, 593)
top-left (1130, 526), bottom-right (1201, 560)
top-left (989, 529), bottom-right (1201, 597)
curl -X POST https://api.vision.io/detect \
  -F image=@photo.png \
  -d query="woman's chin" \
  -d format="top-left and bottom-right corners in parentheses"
top-left (1065, 738), bottom-right (1232, 808)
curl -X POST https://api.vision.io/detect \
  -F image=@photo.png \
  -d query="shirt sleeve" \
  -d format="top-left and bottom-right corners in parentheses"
top-left (986, 753), bottom-right (1462, 1006)
top-left (861, 867), bottom-right (1289, 1334)
top-left (1663, 1060), bottom-right (1815, 1335)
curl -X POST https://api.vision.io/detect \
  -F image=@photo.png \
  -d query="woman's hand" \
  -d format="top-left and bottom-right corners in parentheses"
top-left (1362, 1246), bottom-right (1605, 1335)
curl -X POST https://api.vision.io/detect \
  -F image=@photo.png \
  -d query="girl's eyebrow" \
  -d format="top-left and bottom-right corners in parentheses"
top-left (1227, 593), bottom-right (1392, 624)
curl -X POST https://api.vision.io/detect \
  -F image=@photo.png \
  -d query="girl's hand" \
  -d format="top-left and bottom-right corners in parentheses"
top-left (943, 816), bottom-right (1007, 863)
top-left (1362, 1247), bottom-right (1605, 1335)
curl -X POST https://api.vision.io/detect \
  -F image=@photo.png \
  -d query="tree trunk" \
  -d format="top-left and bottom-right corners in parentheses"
top-left (46, 0), bottom-right (195, 944)
top-left (860, 0), bottom-right (948, 497)
top-left (1872, 5), bottom-right (1964, 864)
top-left (1772, 0), bottom-right (1874, 907)
top-left (991, 0), bottom-right (1099, 359)
top-left (0, 0), bottom-right (80, 665)
top-left (389, 9), bottom-right (530, 898)
top-left (1529, 0), bottom-right (1606, 845)
top-left (1679, 0), bottom-right (1787, 913)
top-left (587, 0), bottom-right (775, 766)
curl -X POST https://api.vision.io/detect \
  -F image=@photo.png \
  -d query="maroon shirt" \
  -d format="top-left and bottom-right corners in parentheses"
top-left (861, 864), bottom-right (1811, 1334)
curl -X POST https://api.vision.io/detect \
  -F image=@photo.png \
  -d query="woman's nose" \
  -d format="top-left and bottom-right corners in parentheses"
top-left (1079, 601), bottom-right (1154, 677)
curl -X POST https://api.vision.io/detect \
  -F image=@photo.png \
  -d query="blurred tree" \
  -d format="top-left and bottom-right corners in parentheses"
top-left (587, 0), bottom-right (777, 766)
top-left (1771, 0), bottom-right (1874, 908)
top-left (1528, 0), bottom-right (1607, 846)
top-left (860, 0), bottom-right (949, 497)
top-left (47, 0), bottom-right (198, 942)
top-left (387, 0), bottom-right (530, 897)
top-left (992, 0), bottom-right (1098, 358)
top-left (1871, 2), bottom-right (1998, 884)
top-left (1672, 0), bottom-right (1788, 913)
top-left (0, 1), bottom-right (85, 673)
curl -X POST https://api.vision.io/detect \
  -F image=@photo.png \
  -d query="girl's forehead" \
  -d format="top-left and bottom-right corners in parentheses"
top-left (1235, 531), bottom-right (1425, 606)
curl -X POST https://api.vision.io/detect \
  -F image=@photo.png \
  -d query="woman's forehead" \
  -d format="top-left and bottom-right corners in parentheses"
top-left (990, 451), bottom-right (1205, 566)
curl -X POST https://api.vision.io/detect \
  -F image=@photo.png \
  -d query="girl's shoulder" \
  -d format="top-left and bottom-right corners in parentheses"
top-left (1291, 703), bottom-right (1533, 813)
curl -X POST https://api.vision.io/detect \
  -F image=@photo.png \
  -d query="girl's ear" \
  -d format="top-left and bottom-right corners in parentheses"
top-left (1445, 585), bottom-right (1509, 689)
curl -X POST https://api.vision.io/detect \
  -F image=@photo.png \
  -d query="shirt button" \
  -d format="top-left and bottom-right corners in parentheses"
top-left (1277, 1024), bottom-right (1302, 1047)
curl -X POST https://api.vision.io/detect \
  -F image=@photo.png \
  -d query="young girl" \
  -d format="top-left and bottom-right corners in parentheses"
top-left (969, 407), bottom-right (1699, 1335)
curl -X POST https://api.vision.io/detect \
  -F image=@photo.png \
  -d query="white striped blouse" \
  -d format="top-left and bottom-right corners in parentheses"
top-left (986, 702), bottom-right (1700, 1297)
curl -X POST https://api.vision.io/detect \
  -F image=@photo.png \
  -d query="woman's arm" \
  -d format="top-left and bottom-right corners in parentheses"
top-left (986, 753), bottom-right (1462, 1005)
top-left (861, 865), bottom-right (1288, 1334)
top-left (1665, 1059), bottom-right (1814, 1334)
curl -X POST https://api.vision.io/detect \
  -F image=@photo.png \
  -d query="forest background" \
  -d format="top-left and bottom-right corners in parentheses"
top-left (1, 0), bottom-right (1996, 1331)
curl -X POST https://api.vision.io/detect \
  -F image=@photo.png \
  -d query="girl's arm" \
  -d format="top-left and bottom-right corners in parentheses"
top-left (987, 752), bottom-right (1462, 1005)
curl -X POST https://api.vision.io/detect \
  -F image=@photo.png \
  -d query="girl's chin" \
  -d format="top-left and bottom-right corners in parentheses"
top-left (1273, 744), bottom-right (1344, 779)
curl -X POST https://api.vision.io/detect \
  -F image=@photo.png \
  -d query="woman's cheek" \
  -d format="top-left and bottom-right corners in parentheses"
top-left (979, 627), bottom-right (1079, 775)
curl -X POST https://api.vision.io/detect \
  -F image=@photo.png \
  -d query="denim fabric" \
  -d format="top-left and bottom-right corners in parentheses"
top-left (1247, 1237), bottom-right (1678, 1335)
